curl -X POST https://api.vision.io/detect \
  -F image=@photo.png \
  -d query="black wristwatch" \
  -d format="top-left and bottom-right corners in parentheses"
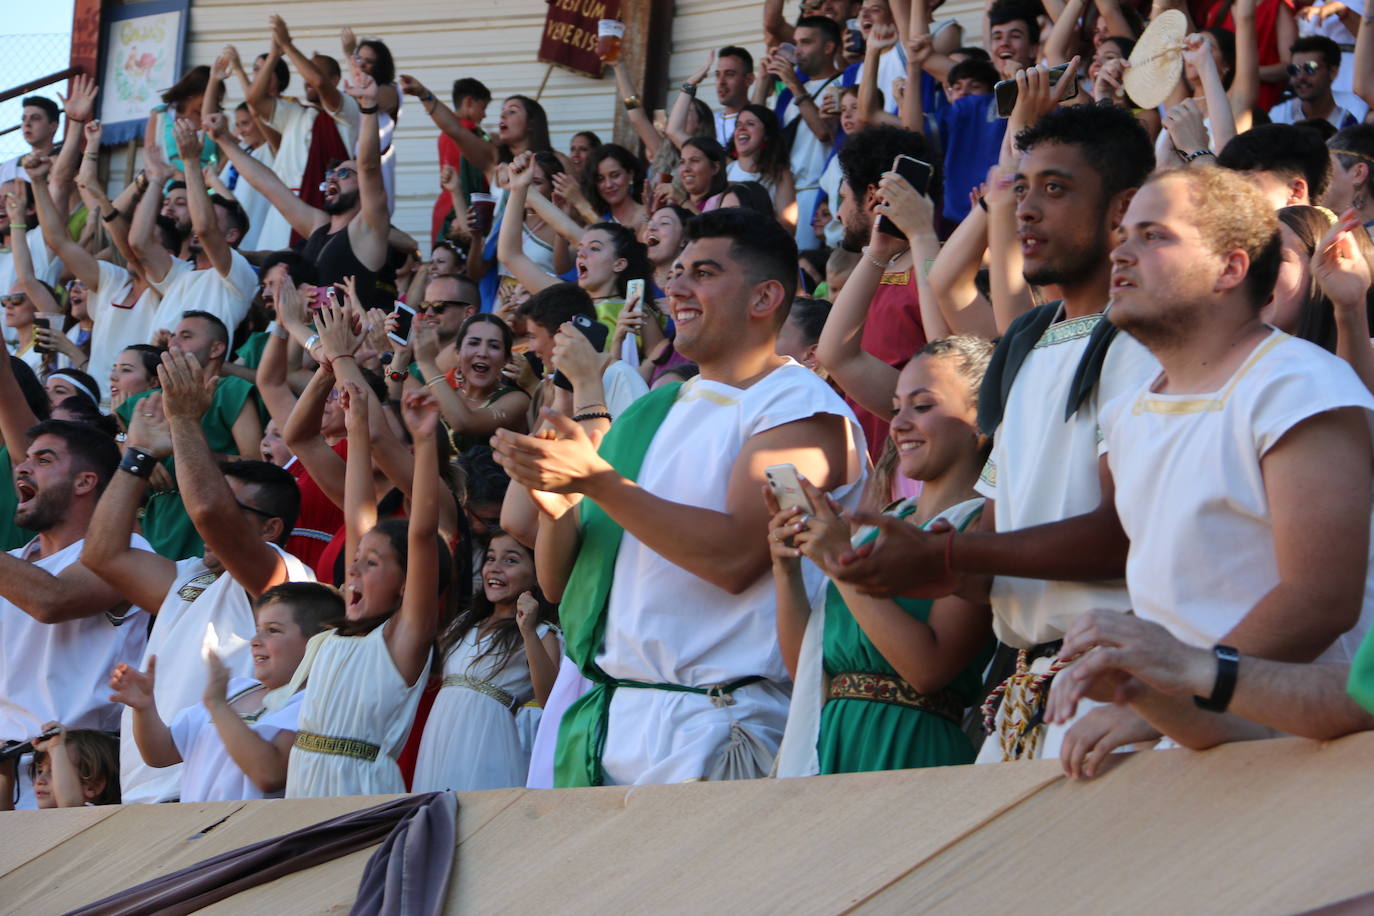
top-left (1193, 644), bottom-right (1240, 712)
top-left (681, 82), bottom-right (698, 96)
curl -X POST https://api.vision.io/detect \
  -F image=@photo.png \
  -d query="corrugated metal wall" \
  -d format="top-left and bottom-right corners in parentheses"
top-left (156, 0), bottom-right (986, 249)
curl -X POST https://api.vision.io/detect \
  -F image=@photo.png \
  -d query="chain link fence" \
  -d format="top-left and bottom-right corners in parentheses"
top-left (0, 32), bottom-right (74, 161)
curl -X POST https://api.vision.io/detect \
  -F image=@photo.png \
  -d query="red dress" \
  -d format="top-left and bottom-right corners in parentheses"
top-left (285, 440), bottom-right (347, 582)
top-left (1193, 0), bottom-right (1293, 112)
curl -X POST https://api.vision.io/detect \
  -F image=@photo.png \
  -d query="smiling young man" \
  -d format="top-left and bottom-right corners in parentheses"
top-left (1043, 166), bottom-right (1374, 759)
top-left (714, 46), bottom-right (757, 147)
top-left (831, 103), bottom-right (1160, 767)
top-left (493, 208), bottom-right (866, 787)
top-left (1269, 36), bottom-right (1358, 129)
top-left (84, 352), bottom-right (314, 803)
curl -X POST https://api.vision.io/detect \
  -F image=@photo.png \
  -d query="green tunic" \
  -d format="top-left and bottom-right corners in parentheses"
top-left (116, 376), bottom-right (256, 560)
top-left (0, 446), bottom-right (36, 551)
top-left (817, 503), bottom-right (990, 775)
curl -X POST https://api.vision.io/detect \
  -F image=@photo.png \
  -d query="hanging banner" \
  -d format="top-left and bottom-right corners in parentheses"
top-left (96, 0), bottom-right (190, 145)
top-left (537, 0), bottom-right (622, 80)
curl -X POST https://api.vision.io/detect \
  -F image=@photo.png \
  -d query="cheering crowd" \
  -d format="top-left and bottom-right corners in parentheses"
top-left (3, 0), bottom-right (1374, 811)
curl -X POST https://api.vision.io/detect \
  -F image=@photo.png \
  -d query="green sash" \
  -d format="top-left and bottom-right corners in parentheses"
top-left (1346, 626), bottom-right (1374, 715)
top-left (554, 383), bottom-right (682, 787)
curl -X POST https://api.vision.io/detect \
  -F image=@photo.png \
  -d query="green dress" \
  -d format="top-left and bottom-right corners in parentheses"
top-left (116, 377), bottom-right (256, 560)
top-left (817, 502), bottom-right (991, 775)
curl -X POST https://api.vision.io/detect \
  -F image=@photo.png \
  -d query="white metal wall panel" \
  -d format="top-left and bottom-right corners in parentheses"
top-left (171, 0), bottom-right (991, 248)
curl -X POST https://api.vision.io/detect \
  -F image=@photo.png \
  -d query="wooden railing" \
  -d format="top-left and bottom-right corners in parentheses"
top-left (0, 66), bottom-right (82, 137)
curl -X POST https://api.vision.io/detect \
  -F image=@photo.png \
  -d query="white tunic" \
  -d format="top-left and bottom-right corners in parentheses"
top-left (169, 677), bottom-right (304, 802)
top-left (412, 622), bottom-right (557, 792)
top-left (1103, 329), bottom-right (1374, 660)
top-left (226, 143), bottom-right (277, 252)
top-left (120, 545), bottom-right (315, 805)
top-left (595, 360), bottom-right (868, 785)
top-left (256, 97), bottom-right (316, 251)
top-left (148, 251), bottom-right (258, 339)
top-left (84, 261), bottom-right (155, 405)
top-left (286, 623), bottom-right (429, 798)
top-left (976, 313), bottom-right (1160, 648)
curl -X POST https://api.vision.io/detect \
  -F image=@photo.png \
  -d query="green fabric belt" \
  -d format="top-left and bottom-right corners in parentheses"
top-left (1347, 626), bottom-right (1374, 715)
top-left (553, 383), bottom-right (682, 788)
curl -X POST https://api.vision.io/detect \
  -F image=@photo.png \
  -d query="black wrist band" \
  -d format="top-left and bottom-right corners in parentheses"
top-left (420, 93), bottom-right (434, 103)
top-left (119, 446), bottom-right (159, 479)
top-left (102, 208), bottom-right (122, 223)
top-left (572, 410), bottom-right (612, 423)
top-left (1193, 644), bottom-right (1240, 712)
top-left (359, 103), bottom-right (379, 115)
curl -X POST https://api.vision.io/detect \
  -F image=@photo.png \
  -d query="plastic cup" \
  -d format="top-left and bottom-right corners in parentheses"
top-left (470, 193), bottom-right (496, 235)
top-left (597, 20), bottom-right (625, 63)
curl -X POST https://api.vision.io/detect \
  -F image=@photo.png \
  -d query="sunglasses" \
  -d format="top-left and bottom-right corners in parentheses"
top-left (1, 294), bottom-right (28, 308)
top-left (418, 300), bottom-right (470, 315)
top-left (236, 500), bottom-right (277, 521)
top-left (317, 168), bottom-right (357, 192)
top-left (1287, 61), bottom-right (1322, 77)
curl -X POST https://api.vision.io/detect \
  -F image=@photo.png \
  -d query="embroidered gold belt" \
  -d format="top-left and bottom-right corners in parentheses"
top-left (443, 674), bottom-right (516, 711)
top-left (294, 731), bottom-right (381, 762)
top-left (829, 672), bottom-right (965, 724)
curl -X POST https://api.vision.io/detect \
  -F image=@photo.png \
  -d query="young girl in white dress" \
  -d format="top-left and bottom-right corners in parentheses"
top-left (285, 383), bottom-right (450, 798)
top-left (413, 533), bottom-right (560, 792)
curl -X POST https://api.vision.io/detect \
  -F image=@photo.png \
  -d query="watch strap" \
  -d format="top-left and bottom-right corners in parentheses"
top-left (1193, 644), bottom-right (1240, 712)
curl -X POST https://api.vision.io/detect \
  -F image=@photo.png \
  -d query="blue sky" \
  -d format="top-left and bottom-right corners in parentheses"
top-left (0, 1), bottom-right (76, 159)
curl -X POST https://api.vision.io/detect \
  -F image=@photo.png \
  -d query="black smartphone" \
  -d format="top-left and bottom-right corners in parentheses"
top-left (387, 303), bottom-right (415, 346)
top-left (877, 154), bottom-right (934, 240)
top-left (553, 313), bottom-right (610, 391)
top-left (845, 19), bottom-right (865, 56)
top-left (32, 316), bottom-right (49, 354)
top-left (994, 63), bottom-right (1080, 118)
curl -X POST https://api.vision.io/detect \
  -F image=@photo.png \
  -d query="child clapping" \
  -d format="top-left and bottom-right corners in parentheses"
top-left (109, 584), bottom-right (341, 801)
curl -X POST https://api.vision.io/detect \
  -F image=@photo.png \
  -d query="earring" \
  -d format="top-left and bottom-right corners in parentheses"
top-left (1355, 191), bottom-right (1368, 210)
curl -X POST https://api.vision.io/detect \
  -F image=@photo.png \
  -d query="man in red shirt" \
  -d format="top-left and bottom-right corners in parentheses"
top-left (431, 78), bottom-right (493, 243)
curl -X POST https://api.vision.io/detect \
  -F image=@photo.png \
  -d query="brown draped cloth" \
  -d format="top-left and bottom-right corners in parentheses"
top-left (292, 110), bottom-right (352, 248)
top-left (64, 791), bottom-right (457, 916)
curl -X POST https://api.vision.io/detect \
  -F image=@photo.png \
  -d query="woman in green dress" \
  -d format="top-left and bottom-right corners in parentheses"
top-left (769, 337), bottom-right (995, 774)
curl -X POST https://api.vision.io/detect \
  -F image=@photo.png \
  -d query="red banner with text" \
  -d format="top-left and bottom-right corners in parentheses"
top-left (538, 0), bottom-right (622, 79)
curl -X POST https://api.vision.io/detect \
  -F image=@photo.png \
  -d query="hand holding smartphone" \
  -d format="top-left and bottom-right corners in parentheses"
top-left (877, 154), bottom-right (934, 240)
top-left (388, 303), bottom-right (416, 346)
top-left (765, 464), bottom-right (815, 516)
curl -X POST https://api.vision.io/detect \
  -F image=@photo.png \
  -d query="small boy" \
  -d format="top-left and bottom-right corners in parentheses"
top-left (109, 583), bottom-right (341, 802)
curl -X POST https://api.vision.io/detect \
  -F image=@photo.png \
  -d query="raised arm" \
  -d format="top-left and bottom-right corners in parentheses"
top-left (815, 220), bottom-right (904, 417)
top-left (857, 28), bottom-right (900, 127)
top-left (497, 154), bottom-right (559, 295)
top-left (612, 60), bottom-right (664, 157)
top-left (388, 389), bottom-right (444, 685)
top-left (161, 351), bottom-right (291, 598)
top-left (927, 194), bottom-right (998, 338)
top-left (1182, 33), bottom-right (1237, 150)
top-left (399, 75), bottom-right (500, 174)
top-left (82, 399), bottom-right (179, 613)
top-left (764, 0), bottom-right (797, 47)
top-left (877, 171), bottom-right (948, 339)
top-left (0, 325), bottom-right (41, 455)
top-left (2, 192), bottom-right (61, 315)
top-left (912, 0), bottom-right (960, 83)
top-left (667, 53), bottom-right (714, 149)
top-left (171, 118), bottom-right (235, 278)
top-left (108, 659), bottom-right (182, 768)
top-left (1315, 215), bottom-right (1374, 393)
top-left (283, 367), bottom-right (347, 508)
top-left (202, 652), bottom-right (294, 792)
top-left (1043, 0), bottom-right (1088, 65)
top-left (203, 113), bottom-right (326, 238)
top-left (984, 162), bottom-right (1034, 333)
top-left (49, 74), bottom-right (98, 214)
top-left (273, 16), bottom-right (344, 114)
top-left (342, 65), bottom-right (390, 266)
top-left (243, 43), bottom-right (280, 120)
top-left (339, 380), bottom-right (376, 582)
top-left (766, 52), bottom-right (836, 145)
top-left (129, 133), bottom-right (176, 283)
top-left (30, 159), bottom-right (99, 290)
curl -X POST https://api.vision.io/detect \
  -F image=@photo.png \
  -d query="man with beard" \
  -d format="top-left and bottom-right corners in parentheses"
top-left (85, 351), bottom-right (312, 803)
top-left (492, 208), bottom-right (866, 787)
top-left (1044, 167), bottom-right (1374, 762)
top-left (130, 119), bottom-right (256, 341)
top-left (0, 419), bottom-right (150, 808)
top-left (825, 124), bottom-right (943, 460)
top-left (1269, 36), bottom-right (1358, 130)
top-left (831, 103), bottom-right (1161, 770)
top-left (204, 64), bottom-right (391, 309)
top-left (112, 312), bottom-right (263, 561)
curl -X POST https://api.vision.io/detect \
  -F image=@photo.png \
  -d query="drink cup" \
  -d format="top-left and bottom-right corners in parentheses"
top-left (597, 20), bottom-right (625, 63)
top-left (470, 193), bottom-right (496, 235)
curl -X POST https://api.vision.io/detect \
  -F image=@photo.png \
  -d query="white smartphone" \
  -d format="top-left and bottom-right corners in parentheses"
top-left (624, 277), bottom-right (645, 312)
top-left (765, 464), bottom-right (814, 515)
top-left (621, 278), bottom-right (646, 367)
top-left (388, 303), bottom-right (417, 346)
